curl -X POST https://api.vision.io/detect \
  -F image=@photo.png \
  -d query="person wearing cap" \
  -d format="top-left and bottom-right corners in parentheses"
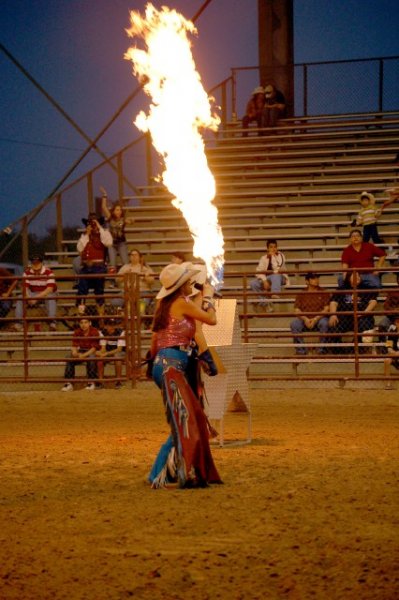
top-left (340, 229), bottom-right (385, 289)
top-left (242, 85), bottom-right (265, 136)
top-left (147, 263), bottom-right (221, 489)
top-left (76, 212), bottom-right (113, 308)
top-left (328, 271), bottom-right (378, 354)
top-left (96, 314), bottom-right (126, 389)
top-left (262, 83), bottom-right (286, 129)
top-left (61, 317), bottom-right (101, 391)
top-left (290, 273), bottom-right (330, 355)
top-left (13, 254), bottom-right (58, 331)
top-left (351, 191), bottom-right (382, 244)
top-left (250, 239), bottom-right (289, 312)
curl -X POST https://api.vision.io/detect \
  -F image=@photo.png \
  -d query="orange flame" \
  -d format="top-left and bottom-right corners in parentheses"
top-left (125, 3), bottom-right (224, 286)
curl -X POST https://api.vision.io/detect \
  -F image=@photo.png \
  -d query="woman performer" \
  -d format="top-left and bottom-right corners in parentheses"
top-left (148, 263), bottom-right (222, 489)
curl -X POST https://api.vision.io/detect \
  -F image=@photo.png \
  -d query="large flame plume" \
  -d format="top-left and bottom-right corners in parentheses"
top-left (125, 3), bottom-right (224, 287)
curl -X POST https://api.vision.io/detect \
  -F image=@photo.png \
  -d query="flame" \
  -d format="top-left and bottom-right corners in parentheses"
top-left (125, 3), bottom-right (224, 287)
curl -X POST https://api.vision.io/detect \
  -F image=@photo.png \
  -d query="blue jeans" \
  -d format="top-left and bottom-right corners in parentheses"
top-left (108, 242), bottom-right (129, 269)
top-left (250, 275), bottom-right (284, 301)
top-left (77, 264), bottom-right (107, 305)
top-left (338, 273), bottom-right (380, 288)
top-left (15, 293), bottom-right (57, 320)
top-left (152, 348), bottom-right (189, 389)
top-left (290, 316), bottom-right (329, 354)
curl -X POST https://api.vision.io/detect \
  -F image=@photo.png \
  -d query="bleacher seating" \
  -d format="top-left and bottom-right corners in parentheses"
top-left (36, 110), bottom-right (399, 381)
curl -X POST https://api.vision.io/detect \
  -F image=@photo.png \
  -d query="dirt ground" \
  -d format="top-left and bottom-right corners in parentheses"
top-left (0, 384), bottom-right (398, 600)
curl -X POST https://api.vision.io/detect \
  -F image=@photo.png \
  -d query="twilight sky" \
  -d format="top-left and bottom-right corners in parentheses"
top-left (0, 0), bottom-right (398, 232)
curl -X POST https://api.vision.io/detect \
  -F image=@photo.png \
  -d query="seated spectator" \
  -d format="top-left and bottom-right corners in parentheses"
top-left (377, 271), bottom-right (399, 332)
top-left (96, 316), bottom-right (126, 389)
top-left (13, 254), bottom-right (58, 331)
top-left (290, 273), bottom-right (330, 355)
top-left (0, 266), bottom-right (18, 328)
top-left (76, 212), bottom-right (113, 309)
top-left (61, 317), bottom-right (100, 391)
top-left (242, 86), bottom-right (265, 136)
top-left (111, 248), bottom-right (156, 315)
top-left (340, 229), bottom-right (385, 289)
top-left (262, 83), bottom-right (286, 129)
top-left (328, 272), bottom-right (378, 353)
top-left (250, 239), bottom-right (289, 312)
top-left (383, 314), bottom-right (399, 385)
top-left (351, 191), bottom-right (382, 244)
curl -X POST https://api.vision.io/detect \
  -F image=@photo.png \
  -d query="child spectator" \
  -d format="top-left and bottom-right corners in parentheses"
top-left (96, 317), bottom-right (126, 389)
top-left (351, 191), bottom-right (382, 243)
top-left (250, 239), bottom-right (289, 312)
top-left (61, 317), bottom-right (100, 391)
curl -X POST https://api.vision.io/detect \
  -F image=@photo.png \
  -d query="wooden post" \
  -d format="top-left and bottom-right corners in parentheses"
top-left (258, 0), bottom-right (294, 116)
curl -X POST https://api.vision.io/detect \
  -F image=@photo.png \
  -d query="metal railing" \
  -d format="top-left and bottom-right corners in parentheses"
top-left (1, 267), bottom-right (399, 389)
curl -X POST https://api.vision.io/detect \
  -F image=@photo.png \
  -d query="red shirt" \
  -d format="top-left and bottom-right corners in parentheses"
top-left (72, 326), bottom-right (100, 351)
top-left (341, 242), bottom-right (385, 272)
top-left (23, 265), bottom-right (57, 293)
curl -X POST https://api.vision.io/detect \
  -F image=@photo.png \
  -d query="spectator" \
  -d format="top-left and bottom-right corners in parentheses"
top-left (242, 86), bottom-right (265, 136)
top-left (351, 191), bottom-right (382, 244)
top-left (250, 239), bottom-right (289, 312)
top-left (170, 251), bottom-right (187, 265)
top-left (377, 271), bottom-right (399, 333)
top-left (0, 266), bottom-right (18, 327)
top-left (262, 83), bottom-right (286, 129)
top-left (13, 254), bottom-right (58, 332)
top-left (61, 317), bottom-right (100, 391)
top-left (383, 314), bottom-right (399, 386)
top-left (112, 248), bottom-right (155, 315)
top-left (340, 229), bottom-right (385, 288)
top-left (96, 316), bottom-right (126, 389)
top-left (328, 272), bottom-right (378, 353)
top-left (100, 187), bottom-right (133, 275)
top-left (76, 212), bottom-right (113, 309)
top-left (61, 301), bottom-right (100, 332)
top-left (290, 273), bottom-right (330, 355)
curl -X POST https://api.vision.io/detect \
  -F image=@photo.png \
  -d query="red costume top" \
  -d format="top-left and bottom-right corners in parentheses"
top-left (155, 315), bottom-right (195, 353)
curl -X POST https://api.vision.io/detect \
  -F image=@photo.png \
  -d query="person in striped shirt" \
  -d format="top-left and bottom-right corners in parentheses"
top-left (352, 191), bottom-right (382, 244)
top-left (13, 254), bottom-right (57, 331)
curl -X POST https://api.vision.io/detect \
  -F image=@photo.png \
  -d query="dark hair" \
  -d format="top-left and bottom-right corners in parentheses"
top-left (110, 202), bottom-right (125, 219)
top-left (152, 288), bottom-right (182, 332)
top-left (172, 251), bottom-right (186, 262)
top-left (266, 239), bottom-right (278, 248)
top-left (350, 229), bottom-right (362, 237)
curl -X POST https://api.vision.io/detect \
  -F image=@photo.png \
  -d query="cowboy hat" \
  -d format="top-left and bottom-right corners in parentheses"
top-left (252, 86), bottom-right (264, 95)
top-left (156, 264), bottom-right (199, 300)
top-left (358, 191), bottom-right (375, 204)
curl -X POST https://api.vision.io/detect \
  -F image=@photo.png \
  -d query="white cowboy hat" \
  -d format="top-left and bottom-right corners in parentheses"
top-left (156, 264), bottom-right (199, 300)
top-left (252, 86), bottom-right (264, 95)
top-left (359, 191), bottom-right (375, 204)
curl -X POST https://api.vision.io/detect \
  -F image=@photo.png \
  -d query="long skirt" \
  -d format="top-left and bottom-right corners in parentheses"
top-left (149, 348), bottom-right (222, 489)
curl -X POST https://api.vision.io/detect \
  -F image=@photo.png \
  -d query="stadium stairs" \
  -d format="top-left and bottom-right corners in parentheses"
top-left (39, 110), bottom-right (399, 386)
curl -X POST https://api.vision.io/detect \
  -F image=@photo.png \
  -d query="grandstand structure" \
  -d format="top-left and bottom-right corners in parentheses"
top-left (1, 108), bottom-right (399, 390)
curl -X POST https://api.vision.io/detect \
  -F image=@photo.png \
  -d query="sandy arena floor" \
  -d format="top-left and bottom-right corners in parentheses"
top-left (0, 384), bottom-right (398, 600)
